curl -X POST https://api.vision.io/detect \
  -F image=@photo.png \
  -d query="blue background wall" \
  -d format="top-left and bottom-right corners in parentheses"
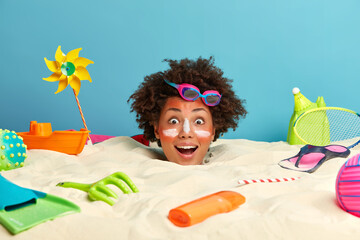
top-left (1, 0), bottom-right (359, 142)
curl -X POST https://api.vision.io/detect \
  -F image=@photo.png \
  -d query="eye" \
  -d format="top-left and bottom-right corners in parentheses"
top-left (194, 118), bottom-right (205, 125)
top-left (168, 118), bottom-right (179, 125)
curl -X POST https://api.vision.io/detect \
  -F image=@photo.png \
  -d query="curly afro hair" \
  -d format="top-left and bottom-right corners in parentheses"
top-left (128, 56), bottom-right (247, 145)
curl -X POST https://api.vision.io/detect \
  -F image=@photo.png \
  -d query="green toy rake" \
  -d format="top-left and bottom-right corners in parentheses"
top-left (57, 172), bottom-right (139, 206)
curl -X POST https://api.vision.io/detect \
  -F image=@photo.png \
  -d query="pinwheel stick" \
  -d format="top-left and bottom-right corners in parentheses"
top-left (73, 89), bottom-right (92, 143)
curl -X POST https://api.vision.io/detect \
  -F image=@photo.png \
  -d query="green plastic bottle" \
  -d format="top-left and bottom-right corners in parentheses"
top-left (287, 88), bottom-right (327, 145)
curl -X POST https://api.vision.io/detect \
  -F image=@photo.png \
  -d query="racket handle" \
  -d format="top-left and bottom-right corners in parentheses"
top-left (168, 191), bottom-right (245, 227)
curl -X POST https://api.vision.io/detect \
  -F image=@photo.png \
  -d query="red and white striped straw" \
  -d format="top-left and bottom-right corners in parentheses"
top-left (238, 177), bottom-right (300, 185)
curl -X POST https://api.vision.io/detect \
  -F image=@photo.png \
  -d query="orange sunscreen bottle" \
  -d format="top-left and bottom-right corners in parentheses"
top-left (168, 191), bottom-right (246, 227)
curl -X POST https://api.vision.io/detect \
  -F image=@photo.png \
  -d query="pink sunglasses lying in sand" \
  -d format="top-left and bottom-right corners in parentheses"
top-left (279, 144), bottom-right (350, 173)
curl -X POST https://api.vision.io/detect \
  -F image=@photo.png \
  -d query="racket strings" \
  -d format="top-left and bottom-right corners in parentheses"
top-left (329, 110), bottom-right (360, 141)
top-left (295, 109), bottom-right (360, 145)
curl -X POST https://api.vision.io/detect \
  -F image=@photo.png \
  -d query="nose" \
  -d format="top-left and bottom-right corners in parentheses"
top-left (179, 118), bottom-right (194, 139)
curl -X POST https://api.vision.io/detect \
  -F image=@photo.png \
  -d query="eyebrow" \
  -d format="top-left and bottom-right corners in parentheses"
top-left (192, 108), bottom-right (207, 113)
top-left (165, 108), bottom-right (181, 113)
top-left (165, 108), bottom-right (208, 113)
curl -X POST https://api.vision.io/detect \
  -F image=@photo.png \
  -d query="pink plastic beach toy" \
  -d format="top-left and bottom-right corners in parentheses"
top-left (336, 153), bottom-right (360, 217)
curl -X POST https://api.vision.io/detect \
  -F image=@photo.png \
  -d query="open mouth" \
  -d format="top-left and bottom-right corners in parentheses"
top-left (175, 146), bottom-right (198, 155)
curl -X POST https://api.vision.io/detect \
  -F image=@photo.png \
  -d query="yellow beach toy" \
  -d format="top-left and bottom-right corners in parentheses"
top-left (287, 87), bottom-right (328, 145)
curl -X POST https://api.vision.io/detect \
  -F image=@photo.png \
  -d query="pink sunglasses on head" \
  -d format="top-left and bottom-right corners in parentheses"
top-left (164, 79), bottom-right (221, 106)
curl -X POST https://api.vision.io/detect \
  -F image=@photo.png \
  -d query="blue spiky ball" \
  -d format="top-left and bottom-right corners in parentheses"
top-left (0, 129), bottom-right (27, 171)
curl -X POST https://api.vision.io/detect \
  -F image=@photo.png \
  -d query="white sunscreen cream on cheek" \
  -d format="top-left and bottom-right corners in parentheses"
top-left (194, 130), bottom-right (211, 137)
top-left (162, 129), bottom-right (179, 137)
top-left (183, 118), bottom-right (190, 133)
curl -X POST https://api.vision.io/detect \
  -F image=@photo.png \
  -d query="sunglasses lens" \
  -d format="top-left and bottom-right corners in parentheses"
top-left (183, 88), bottom-right (199, 100)
top-left (205, 95), bottom-right (221, 105)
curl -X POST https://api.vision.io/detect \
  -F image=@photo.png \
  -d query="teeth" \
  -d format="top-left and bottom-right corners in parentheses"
top-left (177, 146), bottom-right (196, 149)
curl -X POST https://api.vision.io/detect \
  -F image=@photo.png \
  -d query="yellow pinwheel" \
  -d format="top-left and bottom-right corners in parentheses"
top-left (43, 46), bottom-right (94, 144)
top-left (43, 46), bottom-right (94, 96)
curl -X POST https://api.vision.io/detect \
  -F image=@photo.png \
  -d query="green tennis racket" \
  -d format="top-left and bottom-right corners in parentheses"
top-left (293, 107), bottom-right (360, 148)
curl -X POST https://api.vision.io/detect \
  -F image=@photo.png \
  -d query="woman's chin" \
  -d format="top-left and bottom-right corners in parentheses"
top-left (171, 156), bottom-right (204, 165)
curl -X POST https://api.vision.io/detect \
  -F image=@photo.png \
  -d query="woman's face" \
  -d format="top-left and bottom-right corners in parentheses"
top-left (154, 97), bottom-right (215, 165)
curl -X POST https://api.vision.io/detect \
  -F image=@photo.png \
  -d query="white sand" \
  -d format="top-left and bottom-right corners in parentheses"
top-left (1, 137), bottom-right (360, 239)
